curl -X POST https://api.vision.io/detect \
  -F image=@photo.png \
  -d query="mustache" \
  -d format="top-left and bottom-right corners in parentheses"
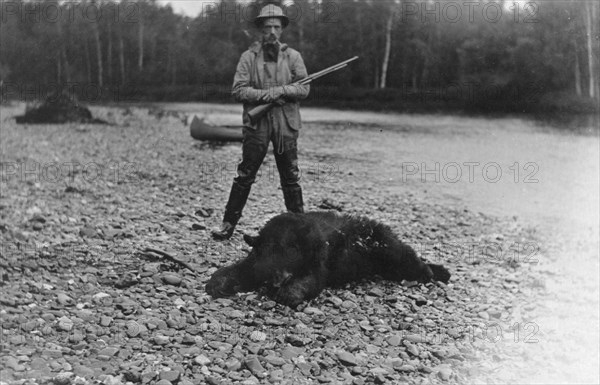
top-left (264, 34), bottom-right (279, 44)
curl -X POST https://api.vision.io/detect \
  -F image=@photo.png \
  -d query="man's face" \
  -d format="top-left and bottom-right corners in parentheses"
top-left (261, 18), bottom-right (283, 43)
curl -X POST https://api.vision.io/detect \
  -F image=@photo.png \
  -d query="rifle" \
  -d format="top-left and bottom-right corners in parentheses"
top-left (248, 56), bottom-right (359, 124)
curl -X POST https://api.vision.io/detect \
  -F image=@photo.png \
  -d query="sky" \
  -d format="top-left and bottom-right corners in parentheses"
top-left (158, 1), bottom-right (205, 17)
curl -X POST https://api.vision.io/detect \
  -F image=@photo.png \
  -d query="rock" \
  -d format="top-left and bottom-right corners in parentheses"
top-left (100, 316), bottom-right (113, 327)
top-left (264, 355), bottom-right (286, 366)
top-left (4, 356), bottom-right (26, 371)
top-left (194, 355), bottom-right (211, 366)
top-left (281, 346), bottom-right (303, 360)
top-left (244, 356), bottom-right (266, 378)
top-left (98, 347), bottom-right (119, 357)
top-left (229, 310), bottom-right (244, 318)
top-left (403, 334), bottom-right (426, 344)
top-left (154, 335), bottom-right (170, 345)
top-left (79, 226), bottom-right (97, 238)
top-left (126, 320), bottom-right (144, 337)
top-left (336, 351), bottom-right (357, 366)
top-left (304, 307), bottom-right (324, 316)
top-left (269, 370), bottom-right (284, 382)
top-left (368, 288), bottom-right (384, 297)
top-left (93, 292), bottom-right (111, 302)
top-left (191, 223), bottom-right (206, 230)
top-left (73, 364), bottom-right (95, 377)
top-left (250, 331), bottom-right (266, 342)
top-left (101, 374), bottom-right (123, 385)
top-left (57, 316), bottom-right (74, 331)
top-left (179, 347), bottom-right (201, 356)
top-left (159, 370), bottom-right (180, 382)
top-left (387, 335), bottom-right (401, 346)
top-left (401, 280), bottom-right (418, 288)
top-left (397, 365), bottom-right (416, 372)
top-left (407, 344), bottom-right (419, 356)
top-left (225, 358), bottom-right (241, 371)
top-left (53, 372), bottom-right (75, 385)
top-left (438, 367), bottom-right (452, 380)
top-left (57, 293), bottom-right (74, 306)
top-left (155, 380), bottom-right (172, 385)
top-left (161, 273), bottom-right (182, 286)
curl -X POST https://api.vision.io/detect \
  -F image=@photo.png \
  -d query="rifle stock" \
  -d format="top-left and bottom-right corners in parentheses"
top-left (247, 103), bottom-right (274, 123)
top-left (247, 56), bottom-right (358, 125)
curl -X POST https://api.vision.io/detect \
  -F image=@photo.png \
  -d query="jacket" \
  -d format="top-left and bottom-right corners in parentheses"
top-left (232, 42), bottom-right (310, 130)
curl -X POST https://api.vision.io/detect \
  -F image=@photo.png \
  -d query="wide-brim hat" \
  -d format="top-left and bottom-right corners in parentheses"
top-left (254, 4), bottom-right (289, 28)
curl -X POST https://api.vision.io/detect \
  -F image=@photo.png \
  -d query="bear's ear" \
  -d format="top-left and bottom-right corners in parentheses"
top-left (244, 234), bottom-right (260, 247)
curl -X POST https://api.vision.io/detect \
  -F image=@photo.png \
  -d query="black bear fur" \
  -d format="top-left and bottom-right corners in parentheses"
top-left (206, 211), bottom-right (450, 308)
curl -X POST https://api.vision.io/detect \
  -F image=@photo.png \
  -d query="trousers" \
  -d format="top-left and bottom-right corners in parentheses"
top-left (222, 110), bottom-right (303, 225)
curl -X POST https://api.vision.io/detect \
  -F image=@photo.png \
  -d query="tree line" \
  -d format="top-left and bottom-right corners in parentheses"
top-left (0, 0), bottom-right (598, 113)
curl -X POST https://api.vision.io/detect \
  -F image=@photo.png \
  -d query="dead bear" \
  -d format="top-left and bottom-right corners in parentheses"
top-left (205, 211), bottom-right (450, 308)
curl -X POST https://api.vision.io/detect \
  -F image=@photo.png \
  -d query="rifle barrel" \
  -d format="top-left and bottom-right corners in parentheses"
top-left (298, 64), bottom-right (348, 84)
top-left (298, 56), bottom-right (358, 85)
top-left (298, 64), bottom-right (347, 85)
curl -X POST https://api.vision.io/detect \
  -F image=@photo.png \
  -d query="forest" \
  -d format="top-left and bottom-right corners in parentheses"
top-left (1, 0), bottom-right (598, 114)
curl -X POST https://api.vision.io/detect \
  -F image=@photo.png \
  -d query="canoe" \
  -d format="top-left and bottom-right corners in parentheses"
top-left (190, 115), bottom-right (243, 142)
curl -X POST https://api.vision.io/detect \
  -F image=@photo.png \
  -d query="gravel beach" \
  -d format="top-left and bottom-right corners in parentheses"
top-left (1, 103), bottom-right (598, 384)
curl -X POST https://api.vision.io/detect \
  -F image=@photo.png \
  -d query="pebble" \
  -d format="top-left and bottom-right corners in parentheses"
top-left (225, 358), bottom-right (242, 371)
top-left (280, 346), bottom-right (303, 359)
top-left (98, 347), bottom-right (119, 357)
top-left (57, 293), bottom-right (73, 306)
top-left (100, 316), bottom-right (113, 327)
top-left (250, 331), bottom-right (266, 342)
top-left (407, 344), bottom-right (420, 356)
top-left (387, 335), bottom-right (401, 346)
top-left (244, 356), bottom-right (266, 378)
top-left (438, 367), bottom-right (452, 380)
top-left (57, 316), bottom-right (74, 331)
top-left (194, 355), bottom-right (211, 366)
top-left (304, 307), bottom-right (324, 315)
top-left (154, 335), bottom-right (170, 345)
top-left (264, 355), bottom-right (286, 366)
top-left (159, 370), bottom-right (180, 382)
top-left (403, 334), bottom-right (426, 344)
top-left (161, 273), bottom-right (182, 286)
top-left (336, 351), bottom-right (357, 366)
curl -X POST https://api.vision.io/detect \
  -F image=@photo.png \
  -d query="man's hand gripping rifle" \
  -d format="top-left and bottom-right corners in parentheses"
top-left (248, 56), bottom-right (359, 124)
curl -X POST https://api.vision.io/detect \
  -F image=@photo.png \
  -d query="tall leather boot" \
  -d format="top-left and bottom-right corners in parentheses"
top-left (212, 182), bottom-right (251, 240)
top-left (282, 186), bottom-right (304, 214)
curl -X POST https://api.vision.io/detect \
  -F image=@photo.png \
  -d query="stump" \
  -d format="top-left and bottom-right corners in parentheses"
top-left (15, 93), bottom-right (107, 124)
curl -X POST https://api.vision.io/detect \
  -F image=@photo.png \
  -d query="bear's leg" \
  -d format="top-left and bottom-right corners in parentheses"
top-left (427, 263), bottom-right (451, 283)
top-left (273, 272), bottom-right (326, 308)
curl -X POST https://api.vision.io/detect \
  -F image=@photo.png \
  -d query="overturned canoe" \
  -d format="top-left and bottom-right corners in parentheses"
top-left (190, 115), bottom-right (243, 142)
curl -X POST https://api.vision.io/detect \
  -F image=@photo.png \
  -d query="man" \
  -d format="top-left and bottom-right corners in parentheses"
top-left (211, 4), bottom-right (310, 240)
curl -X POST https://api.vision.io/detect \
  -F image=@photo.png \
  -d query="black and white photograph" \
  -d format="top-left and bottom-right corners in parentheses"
top-left (0, 0), bottom-right (598, 384)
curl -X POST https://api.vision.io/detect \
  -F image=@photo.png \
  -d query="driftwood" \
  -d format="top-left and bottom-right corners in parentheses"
top-left (142, 247), bottom-right (198, 275)
top-left (15, 93), bottom-right (107, 124)
top-left (190, 115), bottom-right (243, 142)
